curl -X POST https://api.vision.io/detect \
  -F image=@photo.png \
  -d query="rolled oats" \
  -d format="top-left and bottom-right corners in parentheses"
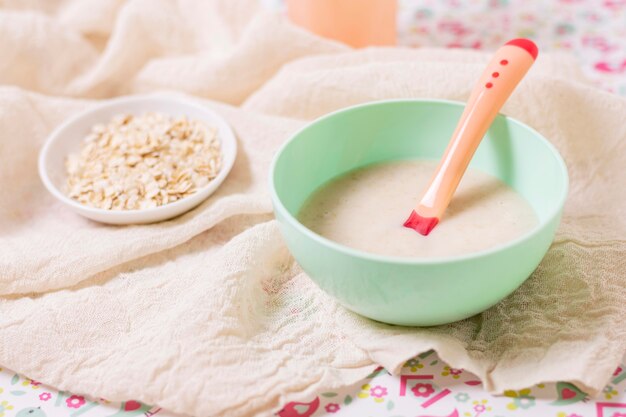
top-left (65, 112), bottom-right (223, 210)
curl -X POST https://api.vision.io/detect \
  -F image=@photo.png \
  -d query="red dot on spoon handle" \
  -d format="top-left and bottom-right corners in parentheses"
top-left (505, 38), bottom-right (538, 60)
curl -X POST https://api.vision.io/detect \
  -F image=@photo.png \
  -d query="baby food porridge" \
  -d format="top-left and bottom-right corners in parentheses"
top-left (298, 160), bottom-right (537, 258)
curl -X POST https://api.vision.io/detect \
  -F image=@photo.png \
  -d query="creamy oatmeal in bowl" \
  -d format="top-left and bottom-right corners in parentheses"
top-left (270, 99), bottom-right (568, 326)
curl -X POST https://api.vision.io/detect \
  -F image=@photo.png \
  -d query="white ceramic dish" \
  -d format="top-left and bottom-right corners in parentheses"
top-left (38, 95), bottom-right (237, 225)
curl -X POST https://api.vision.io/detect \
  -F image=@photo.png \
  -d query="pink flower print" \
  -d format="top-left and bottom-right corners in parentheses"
top-left (472, 399), bottom-right (492, 415)
top-left (66, 395), bottom-right (86, 409)
top-left (437, 20), bottom-right (471, 37)
top-left (604, 0), bottom-right (626, 9)
top-left (446, 40), bottom-right (482, 49)
top-left (39, 392), bottom-right (52, 401)
top-left (441, 366), bottom-right (463, 379)
top-left (370, 385), bottom-right (387, 399)
top-left (614, 366), bottom-right (623, 376)
top-left (411, 383), bottom-right (435, 397)
top-left (357, 384), bottom-right (386, 403)
top-left (582, 36), bottom-right (615, 52)
top-left (21, 379), bottom-right (41, 389)
top-left (324, 403), bottom-right (340, 413)
top-left (595, 60), bottom-right (626, 74)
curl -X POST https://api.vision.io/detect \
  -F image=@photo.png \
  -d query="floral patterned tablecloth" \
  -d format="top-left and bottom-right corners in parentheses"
top-left (2, 1), bottom-right (625, 417)
top-left (2, 352), bottom-right (626, 417)
top-left (280, 352), bottom-right (626, 417)
top-left (396, 0), bottom-right (626, 95)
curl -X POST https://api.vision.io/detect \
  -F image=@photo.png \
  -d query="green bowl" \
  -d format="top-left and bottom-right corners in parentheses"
top-left (269, 99), bottom-right (568, 326)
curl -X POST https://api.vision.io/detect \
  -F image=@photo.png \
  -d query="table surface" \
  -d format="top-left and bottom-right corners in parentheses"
top-left (2, 1), bottom-right (625, 416)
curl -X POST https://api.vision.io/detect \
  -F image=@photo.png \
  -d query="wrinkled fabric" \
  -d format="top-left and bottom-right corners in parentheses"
top-left (0, 1), bottom-right (625, 416)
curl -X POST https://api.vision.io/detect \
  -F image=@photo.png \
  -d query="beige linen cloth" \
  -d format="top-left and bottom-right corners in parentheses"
top-left (1, 0), bottom-right (625, 416)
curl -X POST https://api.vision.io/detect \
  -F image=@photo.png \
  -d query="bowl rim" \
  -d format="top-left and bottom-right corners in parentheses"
top-left (269, 98), bottom-right (569, 265)
top-left (38, 94), bottom-right (237, 221)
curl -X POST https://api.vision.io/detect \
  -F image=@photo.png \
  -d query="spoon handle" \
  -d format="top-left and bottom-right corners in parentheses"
top-left (406, 39), bottom-right (538, 235)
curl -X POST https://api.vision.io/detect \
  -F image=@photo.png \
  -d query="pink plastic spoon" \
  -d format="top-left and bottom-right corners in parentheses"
top-left (404, 38), bottom-right (538, 236)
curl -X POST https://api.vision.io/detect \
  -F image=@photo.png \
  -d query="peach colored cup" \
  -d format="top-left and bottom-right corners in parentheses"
top-left (286, 0), bottom-right (397, 48)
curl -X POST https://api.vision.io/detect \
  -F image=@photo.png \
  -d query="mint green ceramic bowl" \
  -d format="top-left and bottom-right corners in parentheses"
top-left (270, 99), bottom-right (568, 326)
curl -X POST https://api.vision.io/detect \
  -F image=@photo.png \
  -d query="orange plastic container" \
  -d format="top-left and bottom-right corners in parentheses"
top-left (286, 0), bottom-right (397, 48)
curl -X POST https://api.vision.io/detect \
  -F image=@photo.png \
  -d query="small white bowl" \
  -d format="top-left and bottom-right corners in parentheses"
top-left (38, 95), bottom-right (237, 225)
